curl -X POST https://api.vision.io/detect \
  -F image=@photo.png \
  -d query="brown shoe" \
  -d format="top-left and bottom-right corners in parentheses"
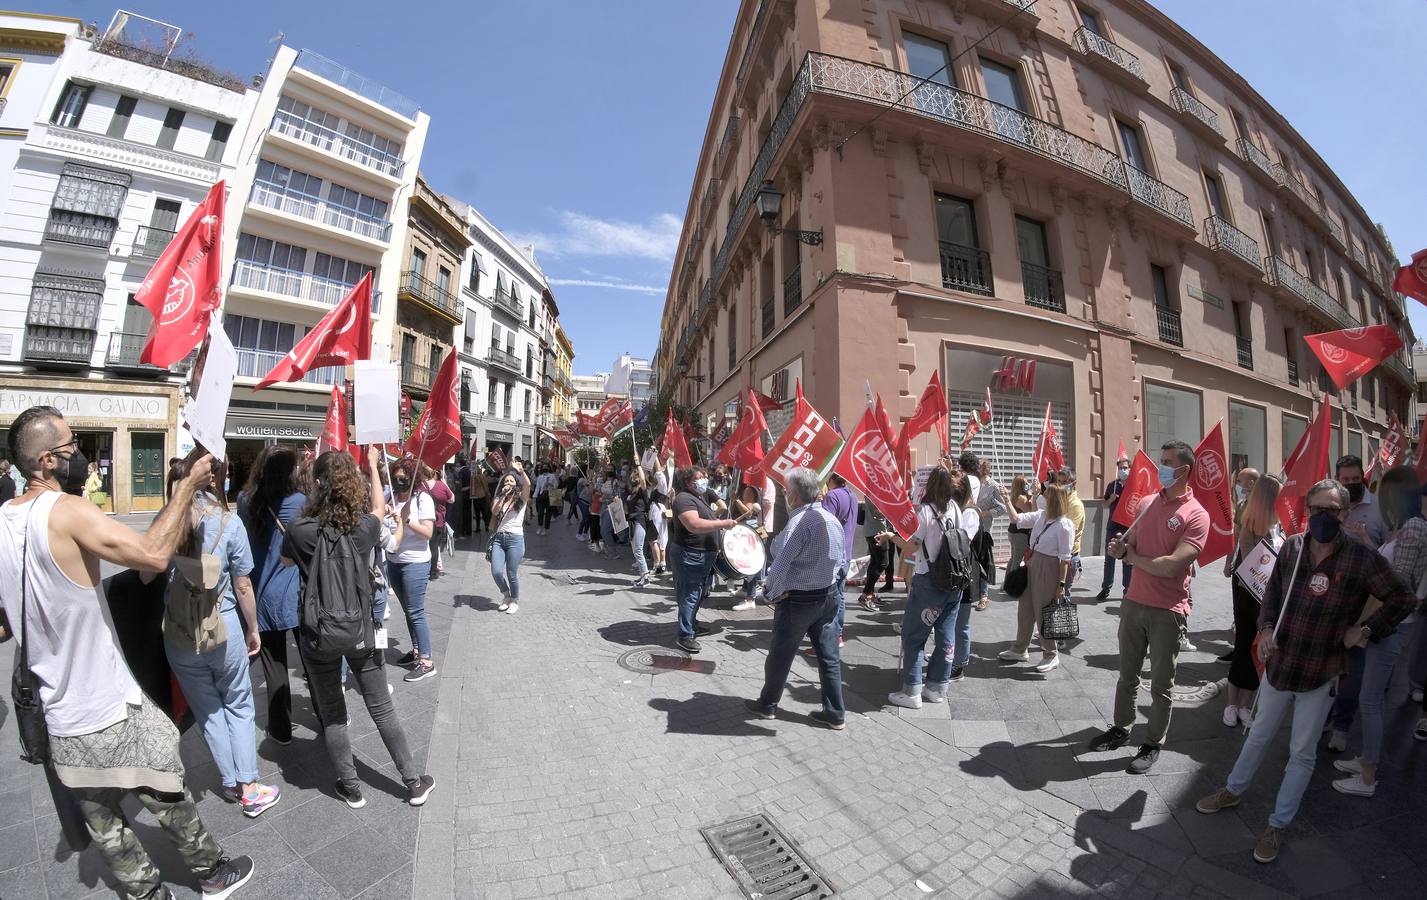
top-left (1253, 826), bottom-right (1283, 864)
top-left (1195, 787), bottom-right (1241, 815)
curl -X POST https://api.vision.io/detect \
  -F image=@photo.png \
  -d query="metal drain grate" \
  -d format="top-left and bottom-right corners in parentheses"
top-left (701, 813), bottom-right (835, 899)
top-left (616, 645), bottom-right (690, 674)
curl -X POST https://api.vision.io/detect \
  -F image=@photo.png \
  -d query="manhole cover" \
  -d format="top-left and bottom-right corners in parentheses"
top-left (1139, 677), bottom-right (1224, 708)
top-left (616, 645), bottom-right (691, 674)
top-left (702, 813), bottom-right (835, 899)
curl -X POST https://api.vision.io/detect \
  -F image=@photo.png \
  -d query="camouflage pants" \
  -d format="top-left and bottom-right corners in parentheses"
top-left (73, 786), bottom-right (222, 900)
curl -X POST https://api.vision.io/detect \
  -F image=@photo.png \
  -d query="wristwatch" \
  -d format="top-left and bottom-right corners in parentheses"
top-left (1058, 581), bottom-right (1068, 588)
top-left (1360, 625), bottom-right (1373, 642)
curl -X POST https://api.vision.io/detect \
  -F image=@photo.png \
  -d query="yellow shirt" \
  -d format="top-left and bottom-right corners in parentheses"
top-left (1067, 491), bottom-right (1086, 555)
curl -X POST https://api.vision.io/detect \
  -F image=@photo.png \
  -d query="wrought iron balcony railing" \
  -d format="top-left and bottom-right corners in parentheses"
top-left (1237, 139), bottom-right (1275, 181)
top-left (235, 347), bottom-right (340, 386)
top-left (23, 330), bottom-right (93, 365)
top-left (939, 241), bottom-right (993, 296)
top-left (1204, 216), bottom-right (1262, 272)
top-left (293, 49), bottom-right (420, 119)
top-left (1265, 255), bottom-right (1349, 327)
top-left (399, 270), bottom-right (461, 319)
top-left (1272, 163), bottom-right (1329, 226)
top-left (1170, 87), bottom-right (1221, 136)
top-left (761, 295), bottom-right (775, 338)
top-left (131, 225), bottom-right (177, 259)
top-left (1123, 162), bottom-right (1194, 227)
top-left (783, 265), bottom-right (802, 316)
top-left (250, 180), bottom-right (392, 242)
top-left (45, 212), bottom-right (114, 248)
top-left (488, 343), bottom-right (521, 373)
top-left (1073, 27), bottom-right (1146, 82)
top-left (1156, 306), bottom-right (1184, 347)
top-left (1287, 356), bottom-right (1298, 386)
top-left (491, 287), bottom-right (524, 319)
top-left (105, 331), bottom-right (195, 373)
top-left (400, 360), bottom-right (439, 392)
top-left (715, 114), bottom-right (740, 173)
top-left (1021, 261), bottom-right (1065, 312)
top-left (1235, 336), bottom-right (1254, 371)
top-left (270, 108), bottom-right (405, 178)
top-left (231, 259), bottom-right (383, 312)
top-left (1384, 353), bottom-right (1413, 385)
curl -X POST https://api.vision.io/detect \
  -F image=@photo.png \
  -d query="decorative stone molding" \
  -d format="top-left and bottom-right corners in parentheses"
top-left (39, 125), bottom-right (221, 183)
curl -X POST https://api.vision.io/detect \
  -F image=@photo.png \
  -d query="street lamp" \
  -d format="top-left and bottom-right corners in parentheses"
top-left (676, 362), bottom-right (705, 384)
top-left (756, 180), bottom-right (823, 246)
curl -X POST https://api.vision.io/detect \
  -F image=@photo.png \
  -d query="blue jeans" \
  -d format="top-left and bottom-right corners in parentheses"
top-left (835, 572), bottom-right (846, 638)
top-left (755, 585), bottom-right (844, 719)
top-left (490, 532), bottom-right (526, 600)
top-left (743, 565), bottom-right (766, 598)
top-left (1331, 622), bottom-right (1411, 764)
top-left (1226, 678), bottom-right (1335, 827)
top-left (386, 560), bottom-right (432, 658)
top-left (1102, 525), bottom-right (1132, 591)
top-left (577, 500), bottom-right (591, 536)
top-left (166, 609), bottom-right (259, 788)
top-left (953, 590), bottom-right (973, 668)
top-left (899, 573), bottom-right (964, 688)
top-left (671, 543), bottom-right (713, 640)
top-left (631, 521), bottom-right (649, 576)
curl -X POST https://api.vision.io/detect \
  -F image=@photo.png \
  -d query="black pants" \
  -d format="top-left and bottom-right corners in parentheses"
top-left (862, 537), bottom-right (897, 594)
top-left (471, 497), bottom-right (489, 532)
top-left (1228, 578), bottom-right (1261, 691)
top-left (536, 495), bottom-right (555, 529)
top-left (429, 531), bottom-right (444, 580)
top-left (303, 645), bottom-right (421, 790)
top-left (257, 627), bottom-right (318, 740)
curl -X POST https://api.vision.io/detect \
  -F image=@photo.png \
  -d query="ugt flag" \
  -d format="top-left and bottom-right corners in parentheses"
top-left (1277, 397), bottom-right (1333, 535)
top-left (1393, 248), bottom-right (1427, 305)
top-left (833, 403), bottom-right (918, 540)
top-left (256, 272), bottom-right (374, 389)
top-left (753, 380), bottom-right (842, 487)
top-left (1303, 325), bottom-right (1404, 391)
top-left (662, 408), bottom-right (692, 469)
top-left (403, 349), bottom-right (462, 469)
top-left (1111, 450), bottom-right (1160, 528)
top-left (316, 385), bottom-right (348, 454)
top-left (1365, 413), bottom-right (1406, 481)
top-left (1190, 422), bottom-right (1234, 566)
top-left (895, 369), bottom-right (950, 467)
top-left (135, 180), bottom-right (226, 367)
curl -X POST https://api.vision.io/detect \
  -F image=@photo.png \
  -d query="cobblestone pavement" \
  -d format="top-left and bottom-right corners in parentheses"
top-left (4, 516), bottom-right (1425, 898)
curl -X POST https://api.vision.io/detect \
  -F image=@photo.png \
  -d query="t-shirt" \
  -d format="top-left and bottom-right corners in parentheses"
top-left (1124, 490), bottom-right (1210, 615)
top-left (391, 492), bottom-right (436, 563)
top-left (1066, 491), bottom-right (1086, 555)
top-left (427, 481), bottom-right (453, 530)
top-left (912, 501), bottom-right (980, 575)
top-left (242, 491), bottom-right (306, 632)
top-left (671, 490), bottom-right (717, 551)
top-left (821, 486), bottom-right (859, 562)
top-left (495, 503), bottom-right (525, 535)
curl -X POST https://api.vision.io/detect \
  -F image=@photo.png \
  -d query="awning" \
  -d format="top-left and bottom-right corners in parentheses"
top-left (472, 254), bottom-right (488, 275)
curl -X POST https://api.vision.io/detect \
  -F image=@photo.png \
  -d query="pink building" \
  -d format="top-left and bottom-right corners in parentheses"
top-left (655, 0), bottom-right (1413, 511)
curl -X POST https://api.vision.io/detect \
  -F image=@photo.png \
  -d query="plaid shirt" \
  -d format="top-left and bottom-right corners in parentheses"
top-left (765, 504), bottom-right (846, 599)
top-left (1259, 532), bottom-right (1416, 693)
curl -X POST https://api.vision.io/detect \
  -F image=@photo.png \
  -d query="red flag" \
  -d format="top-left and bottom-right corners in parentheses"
top-left (402, 349), bottom-right (462, 468)
top-left (1112, 450), bottom-right (1161, 528)
top-left (978, 387), bottom-right (993, 426)
top-left (1393, 248), bottom-right (1427, 305)
top-left (486, 447), bottom-right (507, 472)
top-left (400, 391), bottom-right (413, 428)
top-left (833, 405), bottom-right (918, 540)
top-left (1030, 402), bottom-right (1064, 483)
top-left (135, 180), bottom-right (225, 367)
top-left (1116, 439), bottom-right (1127, 462)
top-left (255, 272), bottom-right (374, 389)
top-left (958, 411), bottom-right (983, 451)
top-left (1277, 398), bottom-right (1333, 535)
top-left (1366, 413), bottom-right (1406, 481)
top-left (316, 385), bottom-right (348, 454)
top-left (1415, 410), bottom-right (1427, 484)
top-left (595, 398), bottom-right (634, 441)
top-left (754, 380), bottom-right (843, 487)
top-left (662, 408), bottom-right (692, 468)
top-left (717, 389), bottom-right (768, 470)
top-left (1303, 325), bottom-right (1405, 391)
top-left (898, 371), bottom-right (949, 462)
top-left (1190, 422), bottom-right (1234, 565)
top-left (751, 389), bottom-right (784, 413)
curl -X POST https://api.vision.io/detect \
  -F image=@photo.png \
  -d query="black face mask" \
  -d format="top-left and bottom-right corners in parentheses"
top-left (393, 477), bottom-right (411, 493)
top-left (1346, 482), bottom-right (1365, 504)
top-left (58, 448), bottom-right (88, 495)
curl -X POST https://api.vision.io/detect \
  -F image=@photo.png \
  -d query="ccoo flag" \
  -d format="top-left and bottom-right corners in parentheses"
top-left (135, 180), bottom-right (226, 367)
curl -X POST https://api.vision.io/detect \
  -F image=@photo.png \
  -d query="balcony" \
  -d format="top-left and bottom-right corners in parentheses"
top-left (488, 343), bottom-right (521, 374)
top-left (231, 259), bottom-right (383, 313)
top-left (293, 49), bottom-right (420, 120)
top-left (1384, 354), bottom-right (1414, 386)
top-left (23, 330), bottom-right (93, 367)
top-left (783, 265), bottom-right (802, 316)
top-left (1287, 356), bottom-right (1298, 386)
top-left (1236, 336), bottom-right (1254, 371)
top-left (1170, 87), bottom-right (1222, 138)
top-left (715, 114), bottom-right (740, 173)
top-left (1021, 261), bottom-right (1065, 313)
top-left (1236, 139), bottom-right (1275, 183)
top-left (1073, 27), bottom-right (1146, 85)
top-left (491, 287), bottom-right (524, 320)
top-left (1349, 241), bottom-right (1369, 277)
top-left (398, 270), bottom-right (462, 323)
top-left (1123, 163), bottom-right (1194, 228)
top-left (44, 211), bottom-right (115, 249)
top-left (1272, 163), bottom-right (1335, 238)
top-left (131, 225), bottom-right (176, 260)
top-left (249, 181), bottom-right (392, 243)
top-left (105, 332), bottom-right (195, 375)
top-left (270, 109), bottom-right (405, 179)
top-left (939, 241), bottom-right (993, 296)
top-left (1155, 307), bottom-right (1183, 347)
top-left (400, 360), bottom-right (439, 394)
top-left (235, 347), bottom-right (340, 386)
top-left (761, 295), bottom-right (775, 338)
top-left (1265, 255), bottom-right (1352, 328)
top-left (1204, 216), bottom-right (1263, 274)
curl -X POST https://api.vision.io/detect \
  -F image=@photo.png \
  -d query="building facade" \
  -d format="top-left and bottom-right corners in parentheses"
top-left (656, 0), bottom-right (1413, 503)
top-left (394, 174), bottom-right (468, 407)
top-left (604, 353), bottom-right (654, 411)
top-left (0, 12), bottom-right (257, 513)
top-left (551, 323), bottom-right (577, 426)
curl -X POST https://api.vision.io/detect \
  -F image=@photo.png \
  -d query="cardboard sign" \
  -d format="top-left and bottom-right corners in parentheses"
top-left (607, 496), bottom-right (628, 534)
top-left (354, 360), bottom-right (401, 445)
top-left (1234, 533), bottom-right (1283, 602)
top-left (183, 324), bottom-right (237, 461)
top-left (911, 465), bottom-right (936, 505)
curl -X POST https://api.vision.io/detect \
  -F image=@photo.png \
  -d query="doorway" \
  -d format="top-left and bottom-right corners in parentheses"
top-left (131, 431), bottom-right (165, 512)
top-left (74, 430), bottom-right (115, 512)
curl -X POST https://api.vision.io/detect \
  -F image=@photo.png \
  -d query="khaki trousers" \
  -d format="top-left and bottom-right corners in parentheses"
top-left (1113, 599), bottom-right (1185, 745)
top-left (1014, 552), bottom-right (1062, 655)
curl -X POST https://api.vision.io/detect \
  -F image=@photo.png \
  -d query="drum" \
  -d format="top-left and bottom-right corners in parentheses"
top-left (715, 523), bottom-right (767, 581)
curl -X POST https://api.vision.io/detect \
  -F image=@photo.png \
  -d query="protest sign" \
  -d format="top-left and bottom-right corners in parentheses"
top-left (183, 324), bottom-right (236, 461)
top-left (354, 360), bottom-right (401, 445)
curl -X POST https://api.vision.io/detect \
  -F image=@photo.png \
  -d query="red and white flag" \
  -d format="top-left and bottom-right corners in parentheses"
top-left (833, 403), bottom-right (918, 540)
top-left (978, 387), bottom-right (994, 426)
top-left (1277, 398), bottom-right (1333, 535)
top-left (1030, 402), bottom-right (1064, 483)
top-left (1111, 450), bottom-right (1160, 528)
top-left (958, 412), bottom-right (983, 451)
top-left (256, 272), bottom-right (374, 389)
top-left (402, 349), bottom-right (462, 469)
top-left (1190, 422), bottom-right (1234, 566)
top-left (662, 408), bottom-right (692, 469)
top-left (1415, 411), bottom-right (1427, 484)
top-left (1116, 439), bottom-right (1127, 463)
top-left (1393, 248), bottom-right (1427, 305)
top-left (135, 180), bottom-right (226, 367)
top-left (716, 389), bottom-right (768, 470)
top-left (896, 370), bottom-right (950, 465)
top-left (595, 398), bottom-right (634, 441)
top-left (1303, 325), bottom-right (1404, 391)
top-left (1365, 413), bottom-right (1406, 481)
top-left (753, 380), bottom-right (843, 487)
top-left (486, 447), bottom-right (507, 472)
top-left (316, 385), bottom-right (348, 454)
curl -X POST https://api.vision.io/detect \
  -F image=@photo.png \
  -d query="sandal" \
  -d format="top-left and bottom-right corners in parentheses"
top-left (975, 596), bottom-right (990, 611)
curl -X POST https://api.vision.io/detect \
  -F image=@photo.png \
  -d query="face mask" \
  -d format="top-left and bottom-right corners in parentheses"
top-left (58, 448), bottom-right (88, 494)
top-left (1308, 510), bottom-right (1341, 544)
top-left (694, 478), bottom-right (709, 494)
top-left (393, 476), bottom-right (411, 492)
top-left (1234, 485), bottom-right (1248, 502)
top-left (1346, 482), bottom-right (1365, 504)
top-left (1116, 468), bottom-right (1128, 482)
top-left (1157, 465), bottom-right (1181, 489)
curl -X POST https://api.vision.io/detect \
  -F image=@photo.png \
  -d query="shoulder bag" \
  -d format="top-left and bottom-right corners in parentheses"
top-left (1003, 519), bottom-right (1047, 598)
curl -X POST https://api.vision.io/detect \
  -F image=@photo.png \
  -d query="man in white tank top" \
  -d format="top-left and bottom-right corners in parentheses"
top-left (0, 406), bottom-right (255, 900)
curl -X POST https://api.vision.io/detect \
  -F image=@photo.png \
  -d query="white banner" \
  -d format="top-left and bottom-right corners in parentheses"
top-left (1234, 535), bottom-right (1283, 602)
top-left (607, 495), bottom-right (628, 535)
top-left (183, 325), bottom-right (237, 461)
top-left (354, 360), bottom-right (400, 444)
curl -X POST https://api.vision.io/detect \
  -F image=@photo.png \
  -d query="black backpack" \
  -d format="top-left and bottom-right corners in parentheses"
top-left (300, 525), bottom-right (374, 660)
top-left (926, 503), bottom-right (974, 594)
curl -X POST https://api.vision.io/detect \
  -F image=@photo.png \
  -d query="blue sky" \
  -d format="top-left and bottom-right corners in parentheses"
top-left (56, 0), bottom-right (1425, 373)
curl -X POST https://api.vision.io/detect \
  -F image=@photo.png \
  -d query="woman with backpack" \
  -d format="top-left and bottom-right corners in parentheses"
top-left (386, 458), bottom-right (437, 682)
top-left (999, 483), bottom-right (1075, 674)
top-left (874, 467), bottom-right (980, 710)
top-left (280, 448), bottom-right (435, 810)
top-left (491, 471), bottom-right (528, 613)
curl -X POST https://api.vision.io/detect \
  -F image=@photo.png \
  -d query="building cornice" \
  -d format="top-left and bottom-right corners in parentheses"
top-left (0, 24), bottom-right (74, 53)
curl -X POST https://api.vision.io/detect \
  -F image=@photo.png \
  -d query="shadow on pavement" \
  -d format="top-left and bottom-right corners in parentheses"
top-left (648, 692), bottom-right (777, 736)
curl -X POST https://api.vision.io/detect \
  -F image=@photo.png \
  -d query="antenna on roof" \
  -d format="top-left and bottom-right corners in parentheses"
top-left (264, 32), bottom-right (284, 71)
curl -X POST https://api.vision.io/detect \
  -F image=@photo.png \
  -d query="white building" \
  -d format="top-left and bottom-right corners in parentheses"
top-left (217, 44), bottom-right (429, 488)
top-left (0, 11), bottom-right (258, 513)
top-left (604, 353), bottom-right (653, 410)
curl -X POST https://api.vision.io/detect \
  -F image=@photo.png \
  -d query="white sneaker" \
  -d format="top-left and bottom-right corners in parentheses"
top-left (505, 602), bottom-right (518, 615)
top-left (1222, 705), bottom-right (1239, 727)
top-left (1328, 729), bottom-right (1349, 752)
top-left (1238, 707), bottom-right (1254, 728)
top-left (998, 649), bottom-right (1030, 662)
top-left (1412, 688), bottom-right (1425, 704)
top-left (498, 593), bottom-right (511, 612)
top-left (921, 684), bottom-right (947, 704)
top-left (1330, 774), bottom-right (1375, 797)
top-left (1333, 757), bottom-right (1363, 775)
top-left (887, 690), bottom-right (922, 710)
top-left (731, 599), bottom-right (755, 611)
top-left (1178, 636), bottom-right (1197, 652)
top-left (1033, 655), bottom-right (1059, 674)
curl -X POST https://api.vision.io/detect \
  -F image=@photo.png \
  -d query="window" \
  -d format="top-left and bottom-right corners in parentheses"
top-left (1168, 62), bottom-right (1189, 92)
top-left (1204, 171), bottom-right (1227, 220)
top-left (1116, 119), bottom-right (1147, 170)
top-left (936, 193), bottom-right (990, 295)
top-left (23, 272), bottom-right (104, 362)
top-left (344, 122), bottom-right (402, 159)
top-left (1151, 264), bottom-right (1175, 310)
top-left (1015, 216), bottom-right (1050, 267)
top-left (460, 375), bottom-right (471, 413)
top-left (526, 347), bottom-right (533, 379)
top-left (936, 194), bottom-right (979, 247)
top-left (1078, 7), bottom-right (1103, 34)
top-left (107, 95), bottom-right (137, 138)
top-left (400, 333), bottom-right (416, 367)
top-left (979, 59), bottom-right (1027, 111)
top-left (1232, 301), bottom-right (1252, 368)
top-left (410, 247), bottom-right (427, 275)
top-left (524, 391), bottom-right (532, 424)
top-left (50, 80), bottom-right (91, 128)
top-left (206, 121), bottom-right (232, 162)
top-left (1262, 213), bottom-right (1280, 259)
top-left (487, 382), bottom-right (498, 416)
top-left (1282, 414), bottom-right (1307, 461)
top-left (503, 384), bottom-right (513, 419)
top-left (1304, 247), bottom-right (1322, 285)
top-left (1335, 272), bottom-right (1347, 303)
top-left (728, 307), bottom-right (738, 371)
top-left (1228, 401), bottom-right (1266, 474)
top-left (222, 313), bottom-right (297, 353)
top-left (47, 162), bottom-right (130, 247)
top-left (237, 234), bottom-right (307, 271)
top-left (143, 198), bottom-right (181, 252)
top-left (256, 160), bottom-right (323, 199)
top-left (438, 266), bottom-right (452, 298)
top-left (311, 252), bottom-right (372, 286)
top-left (1284, 328), bottom-right (1298, 385)
top-left (0, 60), bottom-right (15, 97)
top-left (327, 183), bottom-right (388, 222)
top-left (157, 107), bottom-right (185, 150)
top-left (463, 314), bottom-right (476, 354)
top-left (1230, 108), bottom-right (1249, 142)
top-left (904, 32), bottom-right (954, 87)
top-left (468, 261), bottom-right (482, 294)
top-left (1348, 431), bottom-right (1362, 461)
top-left (1145, 383), bottom-right (1201, 455)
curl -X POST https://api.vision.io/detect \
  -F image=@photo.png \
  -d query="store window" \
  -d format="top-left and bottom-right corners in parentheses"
top-left (1228, 401), bottom-right (1266, 474)
top-left (1144, 382), bottom-right (1201, 455)
top-left (1281, 414), bottom-right (1307, 465)
top-left (1347, 431), bottom-right (1363, 462)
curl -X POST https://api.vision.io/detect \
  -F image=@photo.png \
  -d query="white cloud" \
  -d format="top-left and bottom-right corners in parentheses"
top-left (548, 278), bottom-right (667, 295)
top-left (510, 211), bottom-right (682, 261)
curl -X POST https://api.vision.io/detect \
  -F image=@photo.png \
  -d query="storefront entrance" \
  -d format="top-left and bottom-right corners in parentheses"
top-left (74, 430), bottom-right (115, 513)
top-left (130, 431), bottom-right (166, 511)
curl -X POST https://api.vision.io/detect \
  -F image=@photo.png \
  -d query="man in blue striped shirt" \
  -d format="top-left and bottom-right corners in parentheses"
top-left (747, 467), bottom-right (848, 729)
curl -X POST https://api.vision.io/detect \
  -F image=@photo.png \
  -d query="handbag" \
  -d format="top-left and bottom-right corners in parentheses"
top-left (11, 506), bottom-right (50, 765)
top-left (1004, 520), bottom-right (1048, 599)
top-left (1040, 595), bottom-right (1080, 641)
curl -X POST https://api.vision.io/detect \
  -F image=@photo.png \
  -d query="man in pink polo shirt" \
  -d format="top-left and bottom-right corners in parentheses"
top-left (1089, 439), bottom-right (1209, 774)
